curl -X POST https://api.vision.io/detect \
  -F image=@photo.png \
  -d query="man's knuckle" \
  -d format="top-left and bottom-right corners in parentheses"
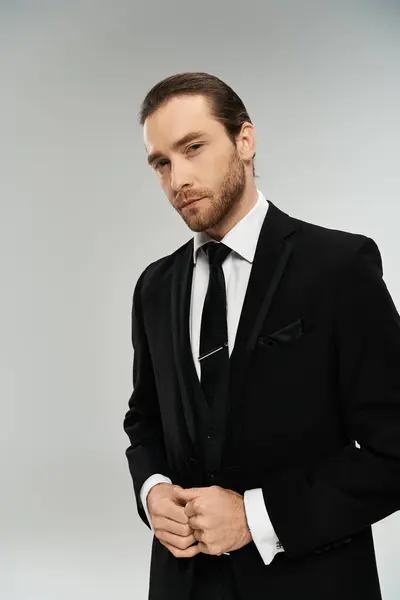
top-left (204, 534), bottom-right (212, 546)
top-left (177, 538), bottom-right (188, 550)
top-left (150, 517), bottom-right (158, 529)
top-left (160, 497), bottom-right (169, 509)
top-left (193, 499), bottom-right (202, 512)
top-left (154, 530), bottom-right (164, 542)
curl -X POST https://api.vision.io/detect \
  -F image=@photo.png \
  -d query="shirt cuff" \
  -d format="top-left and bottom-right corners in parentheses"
top-left (244, 488), bottom-right (284, 565)
top-left (140, 474), bottom-right (173, 530)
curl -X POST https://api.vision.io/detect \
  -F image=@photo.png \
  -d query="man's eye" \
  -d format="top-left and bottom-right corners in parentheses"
top-left (155, 160), bottom-right (168, 170)
top-left (154, 145), bottom-right (202, 170)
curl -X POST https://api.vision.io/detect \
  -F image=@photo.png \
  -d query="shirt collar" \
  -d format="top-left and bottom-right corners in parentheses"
top-left (193, 189), bottom-right (269, 264)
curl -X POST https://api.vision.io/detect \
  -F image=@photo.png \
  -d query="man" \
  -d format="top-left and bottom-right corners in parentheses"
top-left (123, 72), bottom-right (400, 600)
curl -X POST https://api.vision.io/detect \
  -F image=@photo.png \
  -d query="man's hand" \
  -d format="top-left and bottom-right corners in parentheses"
top-left (147, 483), bottom-right (201, 558)
top-left (175, 486), bottom-right (253, 556)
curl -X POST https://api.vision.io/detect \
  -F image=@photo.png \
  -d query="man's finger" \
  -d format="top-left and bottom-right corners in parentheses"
top-left (184, 500), bottom-right (198, 518)
top-left (188, 515), bottom-right (202, 531)
top-left (153, 516), bottom-right (193, 537)
top-left (174, 487), bottom-right (202, 502)
top-left (161, 540), bottom-right (201, 559)
top-left (157, 529), bottom-right (196, 550)
top-left (167, 503), bottom-right (191, 524)
top-left (196, 541), bottom-right (210, 554)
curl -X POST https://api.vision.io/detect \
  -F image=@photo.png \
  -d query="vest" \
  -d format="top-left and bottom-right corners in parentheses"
top-left (191, 361), bottom-right (231, 487)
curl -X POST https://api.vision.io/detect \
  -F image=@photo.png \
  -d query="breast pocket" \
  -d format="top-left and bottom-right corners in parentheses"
top-left (257, 317), bottom-right (307, 348)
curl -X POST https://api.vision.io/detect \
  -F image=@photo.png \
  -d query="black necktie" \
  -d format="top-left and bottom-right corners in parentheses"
top-left (199, 242), bottom-right (232, 407)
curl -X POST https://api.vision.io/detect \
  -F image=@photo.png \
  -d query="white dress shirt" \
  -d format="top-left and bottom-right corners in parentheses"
top-left (140, 189), bottom-right (284, 565)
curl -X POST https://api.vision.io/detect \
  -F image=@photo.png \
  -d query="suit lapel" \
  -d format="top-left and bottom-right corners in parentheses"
top-left (171, 242), bottom-right (203, 460)
top-left (223, 202), bottom-right (295, 459)
top-left (229, 201), bottom-right (295, 383)
top-left (171, 200), bottom-right (296, 458)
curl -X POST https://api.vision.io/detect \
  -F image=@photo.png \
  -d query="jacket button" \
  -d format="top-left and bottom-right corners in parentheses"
top-left (209, 471), bottom-right (217, 479)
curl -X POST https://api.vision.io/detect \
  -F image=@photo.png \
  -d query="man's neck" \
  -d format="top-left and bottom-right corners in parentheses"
top-left (205, 184), bottom-right (259, 241)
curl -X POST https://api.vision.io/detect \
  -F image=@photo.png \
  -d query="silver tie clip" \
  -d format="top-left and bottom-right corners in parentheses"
top-left (198, 341), bottom-right (228, 362)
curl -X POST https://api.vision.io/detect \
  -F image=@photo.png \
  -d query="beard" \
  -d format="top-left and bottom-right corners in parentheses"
top-left (178, 146), bottom-right (246, 233)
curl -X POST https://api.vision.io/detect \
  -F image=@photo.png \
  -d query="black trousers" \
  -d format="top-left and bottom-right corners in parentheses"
top-left (191, 553), bottom-right (240, 600)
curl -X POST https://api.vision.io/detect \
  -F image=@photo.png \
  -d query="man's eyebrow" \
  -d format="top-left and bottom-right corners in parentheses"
top-left (147, 130), bottom-right (208, 165)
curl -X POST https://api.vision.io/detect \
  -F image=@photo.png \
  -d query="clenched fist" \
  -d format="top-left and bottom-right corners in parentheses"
top-left (147, 483), bottom-right (201, 558)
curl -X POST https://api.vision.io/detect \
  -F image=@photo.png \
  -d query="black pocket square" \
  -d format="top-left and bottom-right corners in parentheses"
top-left (258, 318), bottom-right (305, 347)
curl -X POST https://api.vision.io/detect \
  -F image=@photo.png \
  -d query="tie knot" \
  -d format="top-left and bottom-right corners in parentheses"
top-left (203, 242), bottom-right (232, 267)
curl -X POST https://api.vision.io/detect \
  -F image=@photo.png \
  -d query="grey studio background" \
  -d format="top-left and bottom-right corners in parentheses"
top-left (1, 1), bottom-right (399, 599)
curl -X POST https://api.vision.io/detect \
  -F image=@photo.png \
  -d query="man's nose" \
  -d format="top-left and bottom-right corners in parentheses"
top-left (170, 161), bottom-right (193, 193)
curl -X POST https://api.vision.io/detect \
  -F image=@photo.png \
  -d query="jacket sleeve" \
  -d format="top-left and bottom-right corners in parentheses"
top-left (123, 266), bottom-right (172, 529)
top-left (261, 237), bottom-right (400, 559)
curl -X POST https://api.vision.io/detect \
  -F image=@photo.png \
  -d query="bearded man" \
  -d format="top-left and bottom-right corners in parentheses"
top-left (123, 71), bottom-right (400, 600)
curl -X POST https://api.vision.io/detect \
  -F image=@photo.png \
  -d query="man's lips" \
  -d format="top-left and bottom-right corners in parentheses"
top-left (180, 196), bottom-right (205, 209)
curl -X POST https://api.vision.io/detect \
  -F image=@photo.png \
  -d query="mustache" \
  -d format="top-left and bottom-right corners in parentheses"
top-left (178, 191), bottom-right (208, 201)
top-left (176, 192), bottom-right (210, 208)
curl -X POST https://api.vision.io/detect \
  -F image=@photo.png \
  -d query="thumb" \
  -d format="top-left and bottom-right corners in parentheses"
top-left (174, 487), bottom-right (201, 500)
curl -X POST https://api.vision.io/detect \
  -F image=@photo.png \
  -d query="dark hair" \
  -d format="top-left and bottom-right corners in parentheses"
top-left (138, 72), bottom-right (257, 177)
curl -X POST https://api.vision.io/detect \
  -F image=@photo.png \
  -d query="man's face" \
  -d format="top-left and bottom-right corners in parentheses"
top-left (143, 95), bottom-right (248, 233)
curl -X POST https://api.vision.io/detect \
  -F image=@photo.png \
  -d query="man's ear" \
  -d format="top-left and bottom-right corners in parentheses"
top-left (237, 122), bottom-right (256, 162)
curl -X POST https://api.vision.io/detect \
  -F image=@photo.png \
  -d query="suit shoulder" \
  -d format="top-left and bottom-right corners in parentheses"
top-left (292, 213), bottom-right (379, 267)
top-left (134, 237), bottom-right (192, 297)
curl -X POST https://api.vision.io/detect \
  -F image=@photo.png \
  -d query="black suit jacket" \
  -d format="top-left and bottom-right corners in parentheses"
top-left (123, 200), bottom-right (400, 600)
